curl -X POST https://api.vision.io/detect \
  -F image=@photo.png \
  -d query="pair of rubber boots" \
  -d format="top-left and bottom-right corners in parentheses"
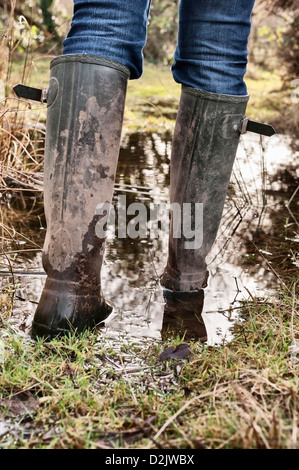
top-left (30, 54), bottom-right (250, 339)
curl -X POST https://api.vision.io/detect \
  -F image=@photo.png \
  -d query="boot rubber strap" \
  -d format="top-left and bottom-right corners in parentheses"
top-left (237, 117), bottom-right (276, 137)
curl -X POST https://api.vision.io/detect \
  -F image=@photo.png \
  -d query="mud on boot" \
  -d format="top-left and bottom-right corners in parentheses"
top-left (31, 54), bottom-right (129, 339)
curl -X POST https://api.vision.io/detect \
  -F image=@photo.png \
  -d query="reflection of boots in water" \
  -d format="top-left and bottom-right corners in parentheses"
top-left (161, 288), bottom-right (207, 341)
top-left (161, 87), bottom-right (249, 293)
top-left (31, 55), bottom-right (129, 339)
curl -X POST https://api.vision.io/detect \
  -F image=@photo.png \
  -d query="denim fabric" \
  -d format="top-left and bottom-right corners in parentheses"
top-left (63, 0), bottom-right (151, 80)
top-left (172, 0), bottom-right (255, 95)
top-left (63, 0), bottom-right (255, 95)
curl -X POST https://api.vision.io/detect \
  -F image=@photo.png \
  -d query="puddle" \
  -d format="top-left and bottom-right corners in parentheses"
top-left (0, 131), bottom-right (298, 345)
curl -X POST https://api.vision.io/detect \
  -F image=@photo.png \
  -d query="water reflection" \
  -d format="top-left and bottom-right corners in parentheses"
top-left (0, 131), bottom-right (298, 344)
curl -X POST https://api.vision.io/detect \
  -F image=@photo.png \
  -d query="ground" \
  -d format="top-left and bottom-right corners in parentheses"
top-left (0, 55), bottom-right (298, 449)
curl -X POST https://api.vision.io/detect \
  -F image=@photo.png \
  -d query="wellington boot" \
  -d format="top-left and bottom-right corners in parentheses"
top-left (31, 55), bottom-right (129, 339)
top-left (161, 87), bottom-right (249, 292)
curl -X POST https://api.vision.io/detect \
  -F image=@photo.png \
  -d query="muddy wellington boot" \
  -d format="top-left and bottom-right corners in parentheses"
top-left (31, 55), bottom-right (129, 339)
top-left (161, 86), bottom-right (252, 294)
top-left (161, 86), bottom-right (274, 326)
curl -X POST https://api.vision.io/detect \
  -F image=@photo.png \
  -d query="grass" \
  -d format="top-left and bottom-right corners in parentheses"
top-left (0, 287), bottom-right (298, 449)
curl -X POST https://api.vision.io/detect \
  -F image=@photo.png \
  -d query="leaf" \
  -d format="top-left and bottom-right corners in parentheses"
top-left (38, 396), bottom-right (53, 405)
top-left (1, 391), bottom-right (38, 417)
top-left (159, 343), bottom-right (191, 361)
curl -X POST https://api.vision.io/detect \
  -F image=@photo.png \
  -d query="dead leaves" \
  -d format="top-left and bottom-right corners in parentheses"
top-left (1, 390), bottom-right (39, 418)
top-left (0, 390), bottom-right (40, 443)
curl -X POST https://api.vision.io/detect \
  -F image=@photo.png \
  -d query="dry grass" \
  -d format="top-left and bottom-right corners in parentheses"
top-left (0, 1), bottom-right (298, 450)
top-left (0, 288), bottom-right (298, 449)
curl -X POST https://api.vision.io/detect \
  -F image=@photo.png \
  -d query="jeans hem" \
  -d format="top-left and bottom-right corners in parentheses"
top-left (182, 85), bottom-right (250, 103)
top-left (51, 54), bottom-right (131, 78)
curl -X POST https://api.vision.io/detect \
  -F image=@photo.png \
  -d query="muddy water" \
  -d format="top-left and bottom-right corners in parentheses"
top-left (0, 131), bottom-right (298, 345)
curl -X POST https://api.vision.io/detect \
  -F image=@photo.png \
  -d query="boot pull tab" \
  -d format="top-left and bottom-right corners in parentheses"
top-left (13, 84), bottom-right (48, 103)
top-left (235, 117), bottom-right (276, 137)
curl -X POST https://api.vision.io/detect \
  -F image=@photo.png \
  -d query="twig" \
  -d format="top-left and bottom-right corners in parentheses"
top-left (251, 240), bottom-right (289, 292)
top-left (286, 185), bottom-right (299, 226)
top-left (2, 250), bottom-right (15, 316)
top-left (119, 356), bottom-right (138, 406)
top-left (147, 388), bottom-right (226, 448)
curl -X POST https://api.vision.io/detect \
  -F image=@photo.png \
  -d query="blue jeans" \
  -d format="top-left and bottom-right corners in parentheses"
top-left (63, 0), bottom-right (255, 95)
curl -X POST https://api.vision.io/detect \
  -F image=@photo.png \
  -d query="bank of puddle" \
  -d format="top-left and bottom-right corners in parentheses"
top-left (0, 131), bottom-right (298, 348)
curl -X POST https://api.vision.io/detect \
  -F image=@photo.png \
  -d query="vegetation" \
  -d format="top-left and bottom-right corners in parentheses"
top-left (0, 0), bottom-right (298, 450)
top-left (0, 288), bottom-right (298, 449)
